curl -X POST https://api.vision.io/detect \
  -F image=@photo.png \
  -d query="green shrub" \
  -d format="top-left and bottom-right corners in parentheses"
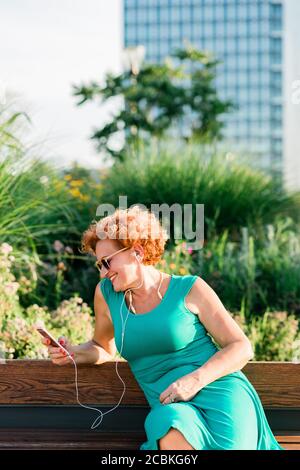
top-left (195, 217), bottom-right (300, 316)
top-left (156, 240), bottom-right (194, 275)
top-left (0, 243), bottom-right (94, 359)
top-left (233, 310), bottom-right (300, 362)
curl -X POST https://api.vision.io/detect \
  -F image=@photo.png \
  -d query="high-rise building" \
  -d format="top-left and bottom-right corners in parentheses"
top-left (123, 0), bottom-right (300, 190)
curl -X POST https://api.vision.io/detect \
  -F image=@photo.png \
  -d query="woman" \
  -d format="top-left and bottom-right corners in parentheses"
top-left (42, 205), bottom-right (285, 451)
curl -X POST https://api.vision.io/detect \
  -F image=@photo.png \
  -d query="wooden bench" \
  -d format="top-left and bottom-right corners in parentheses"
top-left (0, 360), bottom-right (299, 450)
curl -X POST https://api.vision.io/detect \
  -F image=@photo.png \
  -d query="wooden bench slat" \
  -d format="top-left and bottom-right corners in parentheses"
top-left (0, 429), bottom-right (298, 450)
top-left (0, 360), bottom-right (299, 407)
top-left (0, 429), bottom-right (143, 450)
top-left (0, 360), bottom-right (299, 450)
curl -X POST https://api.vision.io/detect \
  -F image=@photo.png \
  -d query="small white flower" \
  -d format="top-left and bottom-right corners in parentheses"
top-left (53, 240), bottom-right (64, 252)
top-left (40, 175), bottom-right (49, 185)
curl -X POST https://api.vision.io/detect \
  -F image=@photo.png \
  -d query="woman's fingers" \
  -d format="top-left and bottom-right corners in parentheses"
top-left (50, 351), bottom-right (67, 360)
top-left (47, 345), bottom-right (69, 361)
top-left (40, 335), bottom-right (73, 365)
top-left (58, 336), bottom-right (68, 347)
top-left (48, 345), bottom-right (64, 354)
top-left (52, 355), bottom-right (73, 366)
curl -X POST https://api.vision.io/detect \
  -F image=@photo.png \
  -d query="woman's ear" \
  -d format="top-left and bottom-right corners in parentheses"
top-left (132, 243), bottom-right (143, 260)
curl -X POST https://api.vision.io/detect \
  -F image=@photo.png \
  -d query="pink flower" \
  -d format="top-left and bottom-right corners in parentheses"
top-left (4, 282), bottom-right (19, 294)
top-left (0, 243), bottom-right (13, 255)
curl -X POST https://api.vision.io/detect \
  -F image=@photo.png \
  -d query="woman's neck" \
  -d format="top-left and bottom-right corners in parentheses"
top-left (130, 266), bottom-right (163, 301)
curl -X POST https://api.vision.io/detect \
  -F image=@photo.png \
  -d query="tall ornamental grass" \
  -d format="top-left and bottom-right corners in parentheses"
top-left (100, 139), bottom-right (299, 239)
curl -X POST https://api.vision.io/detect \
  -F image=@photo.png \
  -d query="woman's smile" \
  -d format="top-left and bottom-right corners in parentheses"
top-left (109, 273), bottom-right (118, 284)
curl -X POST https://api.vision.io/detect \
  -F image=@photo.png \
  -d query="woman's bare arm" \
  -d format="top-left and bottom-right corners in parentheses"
top-left (73, 284), bottom-right (117, 364)
top-left (43, 284), bottom-right (117, 365)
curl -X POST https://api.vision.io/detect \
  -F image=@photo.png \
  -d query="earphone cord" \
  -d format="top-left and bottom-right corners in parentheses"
top-left (67, 274), bottom-right (146, 430)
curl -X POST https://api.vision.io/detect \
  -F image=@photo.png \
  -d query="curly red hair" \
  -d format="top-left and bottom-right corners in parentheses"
top-left (80, 205), bottom-right (169, 265)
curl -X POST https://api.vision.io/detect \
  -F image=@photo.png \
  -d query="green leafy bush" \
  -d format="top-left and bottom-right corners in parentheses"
top-left (195, 217), bottom-right (300, 316)
top-left (0, 243), bottom-right (94, 359)
top-left (233, 309), bottom-right (300, 362)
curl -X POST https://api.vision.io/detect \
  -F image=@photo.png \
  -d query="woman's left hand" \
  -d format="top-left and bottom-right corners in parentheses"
top-left (159, 373), bottom-right (203, 405)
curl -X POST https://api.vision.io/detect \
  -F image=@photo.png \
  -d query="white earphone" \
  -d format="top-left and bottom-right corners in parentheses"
top-left (66, 250), bottom-right (144, 428)
top-left (66, 251), bottom-right (164, 430)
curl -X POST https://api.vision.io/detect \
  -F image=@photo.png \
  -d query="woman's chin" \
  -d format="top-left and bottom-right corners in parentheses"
top-left (111, 276), bottom-right (128, 293)
top-left (113, 282), bottom-right (127, 293)
top-left (112, 278), bottom-right (121, 291)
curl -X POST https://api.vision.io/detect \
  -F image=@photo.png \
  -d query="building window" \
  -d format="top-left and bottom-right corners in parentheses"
top-left (236, 20), bottom-right (248, 37)
top-left (147, 8), bottom-right (158, 23)
top-left (270, 3), bottom-right (283, 30)
top-left (170, 7), bottom-right (181, 22)
top-left (204, 6), bottom-right (214, 21)
top-left (160, 6), bottom-right (170, 23)
top-left (227, 5), bottom-right (236, 21)
top-left (137, 8), bottom-right (148, 23)
top-left (238, 4), bottom-right (248, 19)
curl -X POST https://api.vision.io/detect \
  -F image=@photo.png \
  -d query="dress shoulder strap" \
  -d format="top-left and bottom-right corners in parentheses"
top-left (171, 274), bottom-right (199, 299)
top-left (98, 277), bottom-right (116, 307)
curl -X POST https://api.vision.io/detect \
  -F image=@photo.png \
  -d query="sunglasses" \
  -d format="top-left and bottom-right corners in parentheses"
top-left (95, 246), bottom-right (130, 272)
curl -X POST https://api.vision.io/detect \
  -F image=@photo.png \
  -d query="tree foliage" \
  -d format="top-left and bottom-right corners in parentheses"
top-left (73, 43), bottom-right (235, 160)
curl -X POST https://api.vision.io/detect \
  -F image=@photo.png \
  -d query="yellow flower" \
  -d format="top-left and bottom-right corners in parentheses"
top-left (169, 263), bottom-right (176, 270)
top-left (179, 267), bottom-right (187, 275)
top-left (70, 179), bottom-right (84, 187)
top-left (64, 174), bottom-right (72, 181)
top-left (69, 188), bottom-right (81, 198)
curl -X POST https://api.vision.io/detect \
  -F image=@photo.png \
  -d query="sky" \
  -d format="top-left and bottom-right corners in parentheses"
top-left (0, 0), bottom-right (123, 170)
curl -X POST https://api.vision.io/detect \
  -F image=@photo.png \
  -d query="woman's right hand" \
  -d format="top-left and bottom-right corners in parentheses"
top-left (42, 335), bottom-right (75, 365)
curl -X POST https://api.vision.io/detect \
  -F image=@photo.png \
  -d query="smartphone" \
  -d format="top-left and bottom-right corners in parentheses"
top-left (36, 326), bottom-right (69, 355)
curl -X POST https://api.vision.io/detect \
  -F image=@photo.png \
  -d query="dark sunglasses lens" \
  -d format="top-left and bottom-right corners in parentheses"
top-left (96, 258), bottom-right (110, 272)
top-left (102, 259), bottom-right (110, 270)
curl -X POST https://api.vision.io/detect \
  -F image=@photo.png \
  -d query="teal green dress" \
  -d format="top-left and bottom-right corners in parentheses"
top-left (99, 274), bottom-right (285, 450)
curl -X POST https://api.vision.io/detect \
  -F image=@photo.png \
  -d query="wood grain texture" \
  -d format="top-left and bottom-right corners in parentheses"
top-left (0, 360), bottom-right (299, 450)
top-left (0, 360), bottom-right (299, 407)
top-left (0, 429), bottom-right (298, 450)
top-left (0, 429), bottom-right (144, 450)
top-left (0, 360), bottom-right (148, 405)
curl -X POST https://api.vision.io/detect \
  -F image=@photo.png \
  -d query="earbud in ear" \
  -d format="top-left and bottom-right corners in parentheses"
top-left (132, 251), bottom-right (142, 261)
